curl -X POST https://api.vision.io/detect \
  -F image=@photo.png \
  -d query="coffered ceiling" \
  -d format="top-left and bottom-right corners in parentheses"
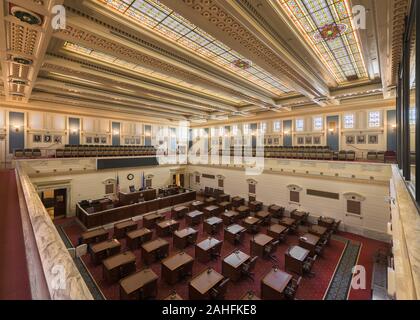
top-left (0, 0), bottom-right (406, 122)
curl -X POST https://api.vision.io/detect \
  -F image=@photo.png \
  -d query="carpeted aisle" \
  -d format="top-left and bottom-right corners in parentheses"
top-left (62, 212), bottom-right (348, 300)
top-left (0, 170), bottom-right (31, 299)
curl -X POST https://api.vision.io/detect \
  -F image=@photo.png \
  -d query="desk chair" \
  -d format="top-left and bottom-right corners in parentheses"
top-left (314, 238), bottom-right (328, 257)
top-left (129, 185), bottom-right (135, 193)
top-left (303, 255), bottom-right (317, 277)
top-left (234, 230), bottom-right (246, 245)
top-left (322, 229), bottom-right (333, 246)
top-left (210, 224), bottom-right (219, 235)
top-left (210, 278), bottom-right (230, 300)
top-left (187, 234), bottom-right (197, 246)
top-left (180, 265), bottom-right (193, 279)
top-left (332, 220), bottom-right (341, 233)
top-left (241, 256), bottom-right (258, 281)
top-left (210, 246), bottom-right (221, 261)
top-left (264, 240), bottom-right (280, 262)
top-left (155, 248), bottom-right (168, 261)
top-left (284, 276), bottom-right (302, 300)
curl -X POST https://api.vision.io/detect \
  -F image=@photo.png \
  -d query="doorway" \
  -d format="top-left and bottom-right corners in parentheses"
top-left (40, 188), bottom-right (67, 219)
top-left (172, 173), bottom-right (185, 188)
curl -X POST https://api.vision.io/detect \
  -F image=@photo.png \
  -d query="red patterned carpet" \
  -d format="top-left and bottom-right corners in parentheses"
top-left (0, 170), bottom-right (31, 299)
top-left (61, 212), bottom-right (353, 300)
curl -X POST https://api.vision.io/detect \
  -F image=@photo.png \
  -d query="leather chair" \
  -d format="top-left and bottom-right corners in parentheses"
top-left (241, 256), bottom-right (258, 281)
top-left (284, 276), bottom-right (302, 300)
top-left (264, 240), bottom-right (279, 262)
top-left (210, 278), bottom-right (230, 300)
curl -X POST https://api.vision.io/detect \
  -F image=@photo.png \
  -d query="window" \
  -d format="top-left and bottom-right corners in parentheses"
top-left (410, 108), bottom-right (416, 125)
top-left (219, 127), bottom-right (224, 137)
top-left (313, 116), bottom-right (323, 130)
top-left (344, 114), bottom-right (355, 129)
top-left (368, 111), bottom-right (381, 128)
top-left (260, 122), bottom-right (267, 133)
top-left (232, 125), bottom-right (238, 135)
top-left (295, 119), bottom-right (304, 132)
top-left (273, 120), bottom-right (281, 132)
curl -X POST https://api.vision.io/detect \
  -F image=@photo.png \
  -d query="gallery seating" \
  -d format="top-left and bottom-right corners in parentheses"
top-left (54, 145), bottom-right (157, 158)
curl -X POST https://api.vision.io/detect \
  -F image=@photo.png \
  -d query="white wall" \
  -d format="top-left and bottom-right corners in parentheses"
top-left (187, 165), bottom-right (390, 241)
top-left (30, 165), bottom-right (185, 215)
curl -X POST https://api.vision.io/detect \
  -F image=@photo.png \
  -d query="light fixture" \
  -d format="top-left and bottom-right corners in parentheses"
top-left (283, 130), bottom-right (290, 136)
top-left (328, 128), bottom-right (335, 135)
top-left (71, 128), bottom-right (78, 135)
top-left (113, 130), bottom-right (120, 135)
top-left (13, 125), bottom-right (20, 132)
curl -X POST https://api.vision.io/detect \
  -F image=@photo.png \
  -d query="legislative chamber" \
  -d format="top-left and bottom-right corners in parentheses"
top-left (0, 0), bottom-right (419, 303)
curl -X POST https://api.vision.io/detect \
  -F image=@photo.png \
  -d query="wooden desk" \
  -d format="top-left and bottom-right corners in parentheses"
top-left (224, 224), bottom-right (246, 245)
top-left (256, 211), bottom-right (271, 225)
top-left (309, 225), bottom-right (328, 238)
top-left (222, 250), bottom-right (250, 281)
top-left (186, 210), bottom-right (204, 226)
top-left (114, 220), bottom-right (137, 239)
top-left (243, 216), bottom-right (261, 233)
top-left (143, 212), bottom-right (164, 229)
top-left (267, 224), bottom-right (288, 240)
top-left (218, 201), bottom-right (232, 211)
top-left (161, 252), bottom-right (194, 285)
top-left (249, 201), bottom-right (263, 212)
top-left (250, 234), bottom-right (274, 258)
top-left (261, 268), bottom-right (292, 300)
top-left (203, 205), bottom-right (221, 218)
top-left (103, 251), bottom-right (136, 283)
top-left (232, 196), bottom-right (245, 207)
top-left (164, 292), bottom-right (183, 300)
top-left (190, 200), bottom-right (204, 212)
top-left (156, 219), bottom-right (180, 237)
top-left (318, 217), bottom-right (335, 230)
top-left (236, 205), bottom-right (250, 218)
top-left (126, 228), bottom-right (152, 250)
top-left (141, 238), bottom-right (169, 265)
top-left (171, 205), bottom-right (189, 219)
top-left (173, 227), bottom-right (198, 249)
top-left (90, 239), bottom-right (121, 265)
top-left (285, 245), bottom-right (310, 275)
top-left (217, 194), bottom-right (230, 203)
top-left (279, 217), bottom-right (297, 229)
top-left (221, 210), bottom-right (239, 225)
top-left (205, 197), bottom-right (216, 206)
top-left (291, 210), bottom-right (308, 223)
top-left (189, 268), bottom-right (224, 300)
top-left (203, 216), bottom-right (223, 235)
top-left (268, 204), bottom-right (284, 218)
top-left (241, 292), bottom-right (261, 300)
top-left (195, 237), bottom-right (223, 263)
top-left (119, 268), bottom-right (158, 300)
top-left (82, 228), bottom-right (108, 245)
top-left (299, 233), bottom-right (320, 256)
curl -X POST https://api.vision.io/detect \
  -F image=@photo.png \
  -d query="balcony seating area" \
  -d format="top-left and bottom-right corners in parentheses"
top-left (55, 145), bottom-right (157, 158)
top-left (13, 148), bottom-right (42, 158)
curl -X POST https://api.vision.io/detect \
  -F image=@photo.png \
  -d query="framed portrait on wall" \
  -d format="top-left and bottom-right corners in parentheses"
top-left (273, 137), bottom-right (279, 145)
top-left (313, 136), bottom-right (321, 145)
top-left (357, 135), bottom-right (366, 144)
top-left (297, 137), bottom-right (304, 145)
top-left (33, 134), bottom-right (41, 143)
top-left (346, 135), bottom-right (355, 144)
top-left (124, 138), bottom-right (130, 145)
top-left (100, 137), bottom-right (107, 144)
top-left (44, 135), bottom-right (51, 143)
top-left (53, 135), bottom-right (62, 144)
top-left (305, 136), bottom-right (312, 144)
top-left (86, 136), bottom-right (92, 144)
top-left (267, 138), bottom-right (273, 145)
top-left (94, 137), bottom-right (100, 144)
top-left (135, 138), bottom-right (141, 145)
top-left (130, 138), bottom-right (135, 144)
top-left (368, 135), bottom-right (378, 144)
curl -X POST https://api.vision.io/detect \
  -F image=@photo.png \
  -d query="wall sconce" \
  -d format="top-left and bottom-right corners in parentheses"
top-left (113, 130), bottom-right (120, 135)
top-left (328, 128), bottom-right (335, 135)
top-left (392, 124), bottom-right (397, 132)
top-left (71, 128), bottom-right (78, 135)
top-left (283, 130), bottom-right (290, 136)
top-left (13, 125), bottom-right (20, 132)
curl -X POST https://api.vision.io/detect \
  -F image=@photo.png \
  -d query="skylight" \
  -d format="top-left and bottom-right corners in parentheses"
top-left (97, 0), bottom-right (293, 96)
top-left (277, 0), bottom-right (368, 83)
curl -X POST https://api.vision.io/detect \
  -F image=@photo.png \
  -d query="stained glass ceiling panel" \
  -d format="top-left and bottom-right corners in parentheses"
top-left (97, 0), bottom-right (292, 95)
top-left (278, 0), bottom-right (368, 83)
top-left (62, 42), bottom-right (239, 103)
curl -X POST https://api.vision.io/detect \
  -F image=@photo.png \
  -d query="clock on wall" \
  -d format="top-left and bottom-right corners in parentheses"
top-left (127, 173), bottom-right (134, 181)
